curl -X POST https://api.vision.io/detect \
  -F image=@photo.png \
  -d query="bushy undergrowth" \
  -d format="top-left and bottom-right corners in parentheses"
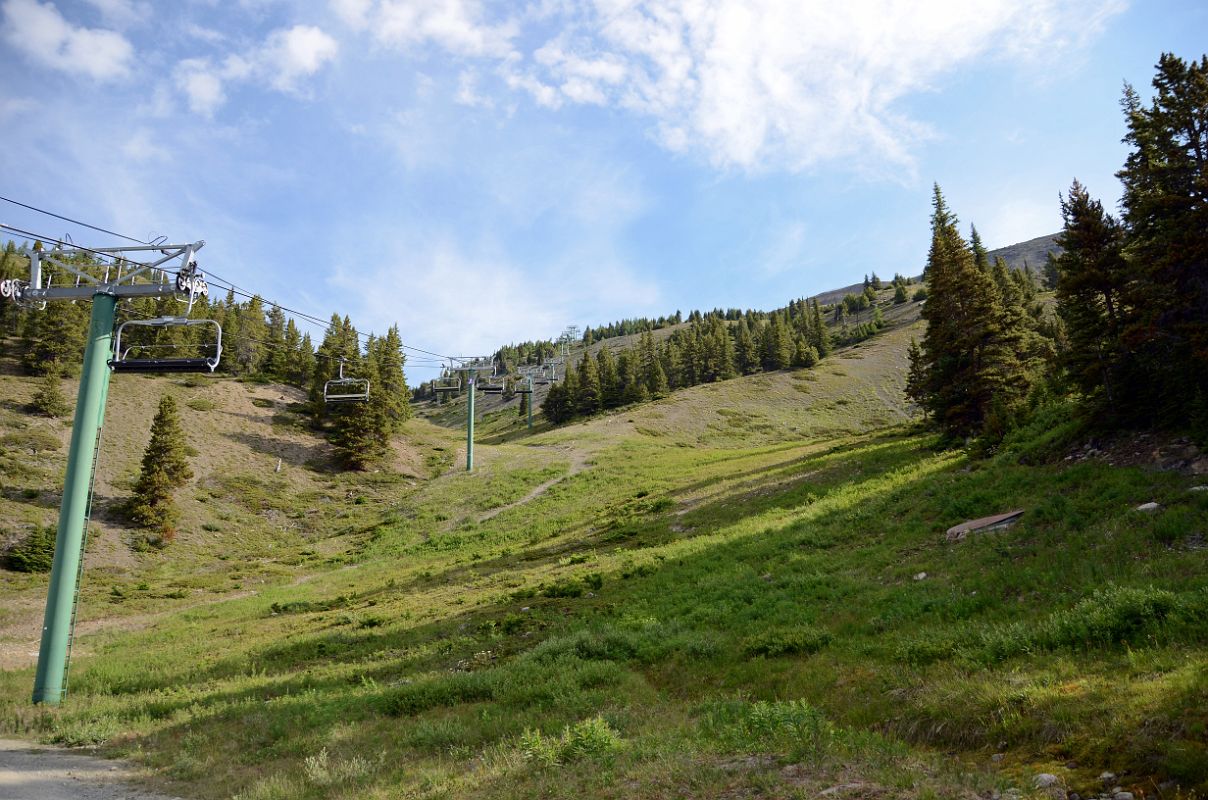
top-left (519, 716), bottom-right (624, 767)
top-left (4, 524), bottom-right (55, 573)
top-left (897, 585), bottom-right (1207, 665)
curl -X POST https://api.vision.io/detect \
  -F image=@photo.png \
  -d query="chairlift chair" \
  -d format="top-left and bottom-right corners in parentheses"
top-left (108, 317), bottom-right (222, 373)
top-left (324, 358), bottom-right (370, 404)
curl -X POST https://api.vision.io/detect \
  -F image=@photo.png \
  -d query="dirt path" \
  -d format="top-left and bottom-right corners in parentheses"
top-left (0, 739), bottom-right (183, 800)
top-left (477, 448), bottom-right (592, 523)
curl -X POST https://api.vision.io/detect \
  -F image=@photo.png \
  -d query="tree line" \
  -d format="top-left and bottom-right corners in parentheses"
top-left (543, 295), bottom-right (858, 424)
top-left (908, 52), bottom-right (1207, 444)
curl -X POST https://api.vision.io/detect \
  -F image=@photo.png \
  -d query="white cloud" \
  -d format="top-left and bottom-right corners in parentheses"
top-left (2, 0), bottom-right (133, 81)
top-left (83, 0), bottom-right (149, 28)
top-left (455, 68), bottom-right (492, 108)
top-left (121, 127), bottom-right (169, 162)
top-left (374, 0), bottom-right (516, 57)
top-left (172, 25), bottom-right (338, 115)
top-left (331, 0), bottom-right (372, 29)
top-left (507, 0), bottom-right (1127, 174)
top-left (263, 25), bottom-right (339, 92)
top-left (335, 234), bottom-right (659, 362)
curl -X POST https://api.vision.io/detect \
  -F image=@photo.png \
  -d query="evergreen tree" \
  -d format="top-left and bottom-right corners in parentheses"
top-left (1116, 53), bottom-right (1208, 422)
top-left (576, 354), bottom-right (603, 415)
top-left (617, 349), bottom-right (648, 406)
top-left (265, 304), bottom-right (288, 379)
top-left (639, 332), bottom-right (668, 397)
top-left (596, 347), bottom-right (620, 408)
top-left (915, 185), bottom-right (1018, 437)
top-left (30, 365), bottom-right (70, 418)
top-left (1053, 179), bottom-right (1131, 407)
top-left (128, 395), bottom-right (193, 537)
top-left (970, 225), bottom-right (990, 273)
top-left (734, 316), bottom-right (759, 374)
top-left (811, 299), bottom-right (831, 357)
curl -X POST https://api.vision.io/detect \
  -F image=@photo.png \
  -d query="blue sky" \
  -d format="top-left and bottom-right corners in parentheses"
top-left (1, 0), bottom-right (1205, 377)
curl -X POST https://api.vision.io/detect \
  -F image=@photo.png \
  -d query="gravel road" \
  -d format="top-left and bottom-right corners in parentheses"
top-left (0, 739), bottom-right (183, 800)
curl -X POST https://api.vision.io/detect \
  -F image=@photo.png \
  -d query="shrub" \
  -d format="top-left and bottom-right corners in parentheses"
top-left (5, 525), bottom-right (57, 572)
top-left (742, 627), bottom-right (832, 658)
top-left (31, 369), bottom-right (71, 417)
top-left (519, 716), bottom-right (623, 767)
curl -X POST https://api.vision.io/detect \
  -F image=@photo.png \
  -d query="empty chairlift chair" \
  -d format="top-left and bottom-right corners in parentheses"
top-left (324, 358), bottom-right (370, 404)
top-left (108, 316), bottom-right (223, 373)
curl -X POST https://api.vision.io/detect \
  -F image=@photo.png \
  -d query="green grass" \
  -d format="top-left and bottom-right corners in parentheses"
top-left (1, 315), bottom-right (1206, 799)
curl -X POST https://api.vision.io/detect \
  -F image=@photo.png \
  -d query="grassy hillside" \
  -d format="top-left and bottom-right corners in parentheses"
top-left (1, 300), bottom-right (1206, 800)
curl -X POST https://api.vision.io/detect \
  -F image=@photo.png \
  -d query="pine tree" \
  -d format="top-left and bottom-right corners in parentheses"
top-left (1053, 179), bottom-right (1131, 407)
top-left (639, 332), bottom-right (668, 397)
top-left (128, 395), bottom-right (193, 537)
top-left (31, 365), bottom-right (71, 417)
top-left (916, 185), bottom-right (1018, 438)
top-left (577, 354), bottom-right (603, 415)
top-left (597, 347), bottom-right (620, 408)
top-left (734, 317), bottom-right (759, 374)
top-left (970, 225), bottom-right (990, 273)
top-left (617, 349), bottom-right (648, 406)
top-left (811, 299), bottom-right (831, 357)
top-left (1116, 53), bottom-right (1208, 422)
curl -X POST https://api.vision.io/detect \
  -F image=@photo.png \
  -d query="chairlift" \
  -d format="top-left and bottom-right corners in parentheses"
top-left (324, 358), bottom-right (370, 404)
top-left (108, 316), bottom-right (222, 373)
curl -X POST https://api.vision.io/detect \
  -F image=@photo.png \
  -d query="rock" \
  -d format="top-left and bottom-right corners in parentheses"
top-left (1035, 774), bottom-right (1062, 790)
top-left (991, 753), bottom-right (1005, 762)
top-left (1190, 485), bottom-right (1208, 493)
top-left (914, 572), bottom-right (928, 581)
top-left (946, 509), bottom-right (1025, 542)
top-left (1113, 793), bottom-right (1133, 800)
top-left (1098, 772), bottom-right (1116, 786)
top-left (520, 606), bottom-right (530, 612)
top-left (1191, 458), bottom-right (1208, 475)
top-left (1135, 502), bottom-right (1162, 512)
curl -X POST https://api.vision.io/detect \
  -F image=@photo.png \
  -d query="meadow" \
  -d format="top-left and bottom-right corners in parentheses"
top-left (0, 309), bottom-right (1205, 799)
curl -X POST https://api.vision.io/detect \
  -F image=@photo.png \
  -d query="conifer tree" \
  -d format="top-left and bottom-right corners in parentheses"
top-left (1053, 181), bottom-right (1131, 408)
top-left (1116, 53), bottom-right (1208, 422)
top-left (597, 347), bottom-right (620, 408)
top-left (639, 332), bottom-right (668, 397)
top-left (734, 317), bottom-right (759, 374)
top-left (617, 349), bottom-right (648, 406)
top-left (916, 185), bottom-right (1017, 437)
top-left (811, 299), bottom-right (831, 357)
top-left (31, 365), bottom-right (70, 418)
top-left (128, 395), bottom-right (193, 537)
top-left (577, 354), bottom-right (603, 415)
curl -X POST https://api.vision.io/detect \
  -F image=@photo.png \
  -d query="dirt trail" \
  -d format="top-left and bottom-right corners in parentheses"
top-left (0, 739), bottom-right (183, 800)
top-left (477, 447), bottom-right (593, 523)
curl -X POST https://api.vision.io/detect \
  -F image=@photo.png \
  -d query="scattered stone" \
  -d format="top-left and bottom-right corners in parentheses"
top-left (1190, 485), bottom-right (1208, 493)
top-left (760, 573), bottom-right (773, 582)
top-left (1069, 794), bottom-right (1080, 800)
top-left (1190, 458), bottom-right (1208, 475)
top-left (946, 509), bottom-right (1026, 542)
top-left (1098, 772), bottom-right (1117, 786)
top-left (1113, 793), bottom-right (1134, 800)
top-left (991, 753), bottom-right (1005, 763)
top-left (820, 783), bottom-right (865, 796)
top-left (913, 572), bottom-right (928, 581)
top-left (1034, 774), bottom-right (1061, 790)
top-left (520, 606), bottom-right (530, 612)
top-left (1135, 502), bottom-right (1162, 512)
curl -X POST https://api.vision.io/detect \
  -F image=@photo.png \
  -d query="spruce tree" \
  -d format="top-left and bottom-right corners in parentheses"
top-left (1116, 53), bottom-right (1208, 422)
top-left (734, 317), bottom-right (759, 374)
top-left (577, 354), bottom-right (603, 415)
top-left (1054, 180), bottom-right (1131, 407)
top-left (128, 395), bottom-right (193, 537)
top-left (596, 347), bottom-right (620, 408)
top-left (916, 185), bottom-right (1017, 437)
top-left (31, 366), bottom-right (71, 418)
